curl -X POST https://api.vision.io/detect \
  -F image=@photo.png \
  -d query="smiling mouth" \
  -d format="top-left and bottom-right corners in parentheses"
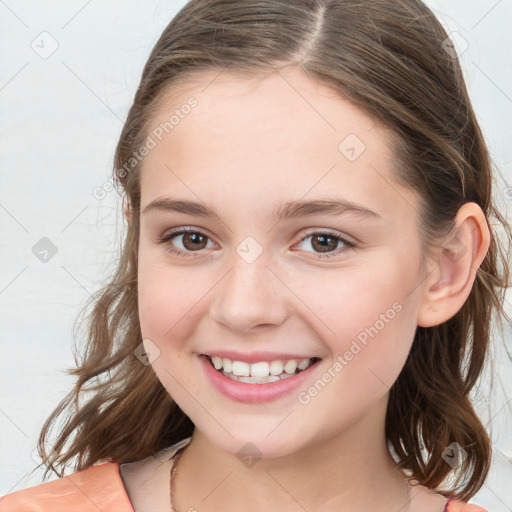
top-left (204, 354), bottom-right (321, 384)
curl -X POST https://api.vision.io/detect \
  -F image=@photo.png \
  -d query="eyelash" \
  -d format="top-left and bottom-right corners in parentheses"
top-left (156, 227), bottom-right (357, 260)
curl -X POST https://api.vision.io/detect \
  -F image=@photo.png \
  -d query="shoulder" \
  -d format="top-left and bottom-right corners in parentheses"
top-left (445, 498), bottom-right (489, 512)
top-left (0, 461), bottom-right (133, 512)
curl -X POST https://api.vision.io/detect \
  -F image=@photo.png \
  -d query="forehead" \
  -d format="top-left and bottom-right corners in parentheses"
top-left (147, 67), bottom-right (379, 152)
top-left (139, 67), bottom-right (419, 223)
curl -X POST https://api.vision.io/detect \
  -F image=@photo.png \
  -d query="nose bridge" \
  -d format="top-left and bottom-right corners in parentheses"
top-left (209, 242), bottom-right (288, 332)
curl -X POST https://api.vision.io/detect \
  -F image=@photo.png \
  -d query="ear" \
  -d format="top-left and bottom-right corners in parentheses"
top-left (417, 202), bottom-right (491, 328)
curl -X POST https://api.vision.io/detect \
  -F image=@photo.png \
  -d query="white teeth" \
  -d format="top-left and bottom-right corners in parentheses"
top-left (225, 372), bottom-right (287, 384)
top-left (298, 358), bottom-right (310, 371)
top-left (269, 360), bottom-right (284, 375)
top-left (222, 358), bottom-right (232, 373)
top-left (238, 375), bottom-right (280, 384)
top-left (283, 359), bottom-right (297, 374)
top-left (232, 360), bottom-right (250, 376)
top-left (250, 362), bottom-right (270, 378)
top-left (208, 355), bottom-right (316, 382)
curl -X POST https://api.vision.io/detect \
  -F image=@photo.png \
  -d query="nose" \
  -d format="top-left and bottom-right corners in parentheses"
top-left (209, 255), bottom-right (290, 334)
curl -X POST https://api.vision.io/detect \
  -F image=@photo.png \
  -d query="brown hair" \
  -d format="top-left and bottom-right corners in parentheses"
top-left (36, 0), bottom-right (511, 502)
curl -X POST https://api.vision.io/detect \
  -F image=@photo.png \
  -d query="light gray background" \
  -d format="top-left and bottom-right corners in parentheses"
top-left (1, 0), bottom-right (511, 509)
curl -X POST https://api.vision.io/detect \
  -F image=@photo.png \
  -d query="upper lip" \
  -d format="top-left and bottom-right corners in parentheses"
top-left (201, 351), bottom-right (321, 363)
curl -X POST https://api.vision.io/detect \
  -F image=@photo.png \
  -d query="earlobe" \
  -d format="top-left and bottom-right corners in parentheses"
top-left (417, 202), bottom-right (491, 328)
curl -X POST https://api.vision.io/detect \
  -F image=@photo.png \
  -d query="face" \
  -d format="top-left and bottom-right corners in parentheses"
top-left (136, 66), bottom-right (428, 458)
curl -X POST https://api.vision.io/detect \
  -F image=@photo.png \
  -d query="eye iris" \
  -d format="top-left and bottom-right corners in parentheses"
top-left (173, 232), bottom-right (343, 254)
top-left (312, 234), bottom-right (337, 253)
top-left (183, 233), bottom-right (207, 251)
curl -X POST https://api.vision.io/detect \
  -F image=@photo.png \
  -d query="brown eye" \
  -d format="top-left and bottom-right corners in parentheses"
top-left (295, 230), bottom-right (356, 259)
top-left (157, 228), bottom-right (215, 257)
top-left (179, 232), bottom-right (208, 251)
top-left (310, 234), bottom-right (339, 253)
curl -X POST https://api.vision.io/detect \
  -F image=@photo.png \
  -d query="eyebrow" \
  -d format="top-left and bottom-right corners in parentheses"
top-left (142, 197), bottom-right (381, 221)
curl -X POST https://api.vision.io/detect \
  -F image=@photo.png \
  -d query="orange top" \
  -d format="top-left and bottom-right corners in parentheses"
top-left (0, 461), bottom-right (134, 512)
top-left (0, 459), bottom-right (489, 512)
top-left (445, 500), bottom-right (488, 512)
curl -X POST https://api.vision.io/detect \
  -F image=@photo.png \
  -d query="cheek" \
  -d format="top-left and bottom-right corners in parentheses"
top-left (293, 257), bottom-right (418, 341)
top-left (137, 254), bottom-right (212, 350)
top-left (290, 255), bottom-right (422, 394)
top-left (292, 287), bottom-right (419, 440)
top-left (137, 258), bottom-right (210, 400)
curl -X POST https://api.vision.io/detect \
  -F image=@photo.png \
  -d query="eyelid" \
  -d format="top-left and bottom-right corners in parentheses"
top-left (157, 226), bottom-right (215, 242)
top-left (297, 227), bottom-right (358, 246)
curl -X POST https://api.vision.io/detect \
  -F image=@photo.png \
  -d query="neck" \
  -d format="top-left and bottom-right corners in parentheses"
top-left (172, 394), bottom-right (411, 512)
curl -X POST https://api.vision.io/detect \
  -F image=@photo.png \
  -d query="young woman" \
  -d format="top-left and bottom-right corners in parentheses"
top-left (2, 1), bottom-right (510, 511)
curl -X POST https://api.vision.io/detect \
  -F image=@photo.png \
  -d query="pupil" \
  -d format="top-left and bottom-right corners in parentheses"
top-left (314, 235), bottom-right (336, 253)
top-left (186, 233), bottom-right (205, 249)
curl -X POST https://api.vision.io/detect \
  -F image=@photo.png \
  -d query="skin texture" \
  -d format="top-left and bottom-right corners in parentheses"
top-left (125, 66), bottom-right (490, 512)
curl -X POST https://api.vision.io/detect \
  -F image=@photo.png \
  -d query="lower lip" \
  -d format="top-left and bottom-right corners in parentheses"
top-left (199, 355), bottom-right (320, 403)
